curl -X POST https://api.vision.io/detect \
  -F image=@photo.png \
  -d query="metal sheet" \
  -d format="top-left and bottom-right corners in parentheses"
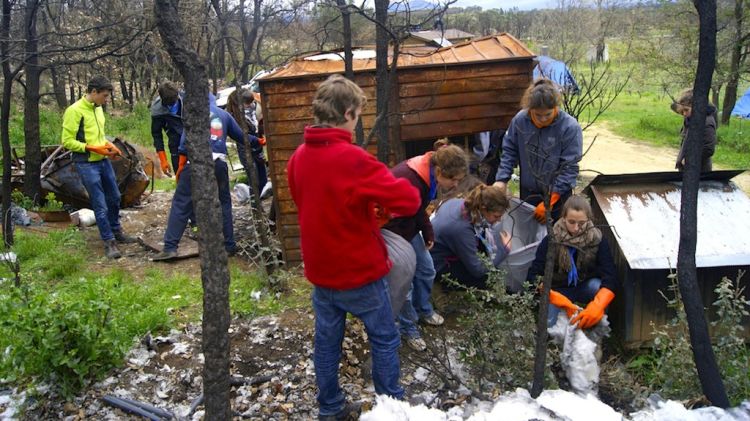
top-left (590, 178), bottom-right (750, 269)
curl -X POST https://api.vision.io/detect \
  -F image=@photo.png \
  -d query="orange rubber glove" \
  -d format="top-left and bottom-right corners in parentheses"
top-left (258, 136), bottom-right (266, 146)
top-left (570, 287), bottom-right (615, 329)
top-left (534, 192), bottom-right (560, 223)
top-left (157, 151), bottom-right (172, 175)
top-left (175, 155), bottom-right (188, 182)
top-left (549, 290), bottom-right (581, 318)
top-left (86, 142), bottom-right (121, 158)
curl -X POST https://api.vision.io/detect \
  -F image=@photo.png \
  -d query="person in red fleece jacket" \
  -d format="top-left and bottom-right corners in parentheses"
top-left (287, 74), bottom-right (420, 420)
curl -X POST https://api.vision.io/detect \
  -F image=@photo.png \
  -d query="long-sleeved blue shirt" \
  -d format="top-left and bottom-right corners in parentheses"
top-left (495, 109), bottom-right (582, 196)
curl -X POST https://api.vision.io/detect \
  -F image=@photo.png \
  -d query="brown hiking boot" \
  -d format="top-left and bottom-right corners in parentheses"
top-left (104, 239), bottom-right (122, 259)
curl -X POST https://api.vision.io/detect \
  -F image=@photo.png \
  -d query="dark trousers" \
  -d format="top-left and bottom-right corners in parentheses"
top-left (163, 160), bottom-right (235, 252)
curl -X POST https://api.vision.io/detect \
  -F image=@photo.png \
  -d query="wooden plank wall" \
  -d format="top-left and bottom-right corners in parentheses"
top-left (261, 59), bottom-right (534, 266)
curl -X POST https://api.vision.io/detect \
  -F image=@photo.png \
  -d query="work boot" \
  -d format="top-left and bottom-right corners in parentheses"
top-left (114, 230), bottom-right (138, 244)
top-left (318, 401), bottom-right (363, 421)
top-left (421, 312), bottom-right (445, 326)
top-left (152, 250), bottom-right (178, 262)
top-left (104, 239), bottom-right (122, 259)
top-left (404, 336), bottom-right (427, 352)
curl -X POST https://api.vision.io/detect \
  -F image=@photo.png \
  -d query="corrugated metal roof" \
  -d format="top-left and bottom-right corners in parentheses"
top-left (260, 33), bottom-right (534, 80)
top-left (409, 29), bottom-right (475, 43)
top-left (586, 171), bottom-right (750, 270)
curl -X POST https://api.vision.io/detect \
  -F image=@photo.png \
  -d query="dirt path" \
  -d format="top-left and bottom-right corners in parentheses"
top-left (579, 123), bottom-right (750, 193)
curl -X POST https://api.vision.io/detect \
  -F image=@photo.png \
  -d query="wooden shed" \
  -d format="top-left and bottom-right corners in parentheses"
top-left (257, 33), bottom-right (536, 265)
top-left (583, 171), bottom-right (750, 347)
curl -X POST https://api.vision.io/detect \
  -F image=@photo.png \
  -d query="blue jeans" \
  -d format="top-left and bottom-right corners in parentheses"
top-left (548, 277), bottom-right (602, 327)
top-left (313, 278), bottom-right (404, 416)
top-left (75, 160), bottom-right (121, 241)
top-left (399, 233), bottom-right (437, 338)
top-left (163, 160), bottom-right (235, 252)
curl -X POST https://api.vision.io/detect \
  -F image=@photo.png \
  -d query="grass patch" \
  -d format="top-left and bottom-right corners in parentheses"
top-left (599, 91), bottom-right (750, 169)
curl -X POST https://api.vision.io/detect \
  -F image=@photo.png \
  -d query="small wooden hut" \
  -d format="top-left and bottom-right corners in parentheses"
top-left (257, 33), bottom-right (536, 265)
top-left (583, 171), bottom-right (750, 347)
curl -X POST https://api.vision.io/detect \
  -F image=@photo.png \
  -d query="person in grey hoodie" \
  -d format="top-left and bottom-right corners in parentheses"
top-left (430, 184), bottom-right (512, 289)
top-left (151, 80), bottom-right (184, 175)
top-left (672, 88), bottom-right (717, 172)
top-left (494, 78), bottom-right (583, 223)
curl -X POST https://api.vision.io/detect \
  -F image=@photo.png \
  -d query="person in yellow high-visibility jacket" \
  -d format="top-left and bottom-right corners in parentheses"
top-left (61, 75), bottom-right (136, 259)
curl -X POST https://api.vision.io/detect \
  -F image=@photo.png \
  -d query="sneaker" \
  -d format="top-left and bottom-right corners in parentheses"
top-left (421, 312), bottom-right (445, 326)
top-left (114, 231), bottom-right (138, 244)
top-left (404, 336), bottom-right (427, 352)
top-left (151, 250), bottom-right (178, 262)
top-left (318, 401), bottom-right (362, 421)
top-left (103, 239), bottom-right (122, 259)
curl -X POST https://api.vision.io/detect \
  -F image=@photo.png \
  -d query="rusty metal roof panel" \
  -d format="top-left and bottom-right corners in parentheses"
top-left (260, 33), bottom-right (534, 81)
top-left (586, 171), bottom-right (750, 270)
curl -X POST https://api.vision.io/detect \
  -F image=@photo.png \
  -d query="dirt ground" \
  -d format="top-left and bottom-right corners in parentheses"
top-left (579, 123), bottom-right (750, 193)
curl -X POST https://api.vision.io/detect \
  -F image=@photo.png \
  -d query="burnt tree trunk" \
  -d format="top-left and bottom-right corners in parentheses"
top-left (374, 0), bottom-right (389, 163)
top-left (336, 0), bottom-right (364, 146)
top-left (678, 0), bottom-right (729, 408)
top-left (531, 193), bottom-right (555, 397)
top-left (154, 0), bottom-right (232, 419)
top-left (23, 0), bottom-right (43, 205)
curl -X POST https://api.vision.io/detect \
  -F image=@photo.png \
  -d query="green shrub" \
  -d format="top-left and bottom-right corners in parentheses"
top-left (0, 283), bottom-right (127, 398)
top-left (450, 264), bottom-right (553, 392)
top-left (633, 274), bottom-right (750, 405)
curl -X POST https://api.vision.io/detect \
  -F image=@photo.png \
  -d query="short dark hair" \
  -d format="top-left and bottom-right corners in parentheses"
top-left (87, 75), bottom-right (113, 93)
top-left (159, 81), bottom-right (180, 106)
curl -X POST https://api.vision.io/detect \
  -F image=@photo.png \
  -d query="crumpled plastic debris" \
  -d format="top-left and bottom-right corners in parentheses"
top-left (548, 312), bottom-right (611, 396)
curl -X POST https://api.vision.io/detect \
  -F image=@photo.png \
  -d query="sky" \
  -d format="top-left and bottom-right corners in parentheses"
top-left (450, 0), bottom-right (554, 10)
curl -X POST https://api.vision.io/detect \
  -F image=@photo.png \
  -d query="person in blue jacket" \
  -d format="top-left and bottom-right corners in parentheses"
top-left (494, 78), bottom-right (583, 223)
top-left (152, 93), bottom-right (247, 261)
top-left (430, 184), bottom-right (512, 289)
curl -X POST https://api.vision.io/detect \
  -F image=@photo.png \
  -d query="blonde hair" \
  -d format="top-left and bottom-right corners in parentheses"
top-left (464, 184), bottom-right (509, 224)
top-left (312, 74), bottom-right (367, 126)
top-left (430, 144), bottom-right (468, 179)
top-left (521, 78), bottom-right (561, 110)
top-left (561, 194), bottom-right (593, 220)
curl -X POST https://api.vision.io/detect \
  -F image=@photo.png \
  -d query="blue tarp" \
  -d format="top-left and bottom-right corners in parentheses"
top-left (533, 55), bottom-right (579, 94)
top-left (731, 87), bottom-right (750, 119)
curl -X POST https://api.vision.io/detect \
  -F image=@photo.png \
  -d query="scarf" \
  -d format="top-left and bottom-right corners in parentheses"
top-left (552, 218), bottom-right (602, 286)
top-left (530, 107), bottom-right (559, 129)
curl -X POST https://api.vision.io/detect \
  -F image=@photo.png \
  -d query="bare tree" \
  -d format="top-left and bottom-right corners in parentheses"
top-left (561, 61), bottom-right (631, 131)
top-left (154, 0), bottom-right (232, 418)
top-left (677, 0), bottom-right (730, 408)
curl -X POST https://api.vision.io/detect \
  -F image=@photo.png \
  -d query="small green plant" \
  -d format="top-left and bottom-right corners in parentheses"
top-left (10, 190), bottom-right (34, 210)
top-left (10, 191), bottom-right (64, 212)
top-left (39, 192), bottom-right (64, 212)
